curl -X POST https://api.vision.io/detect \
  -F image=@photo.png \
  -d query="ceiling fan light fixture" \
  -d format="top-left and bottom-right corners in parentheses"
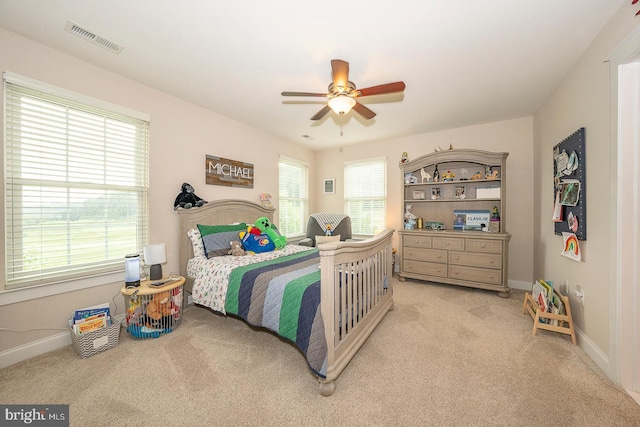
top-left (328, 95), bottom-right (356, 115)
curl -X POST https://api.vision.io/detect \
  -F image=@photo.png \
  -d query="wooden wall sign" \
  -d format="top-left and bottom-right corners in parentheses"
top-left (205, 155), bottom-right (254, 188)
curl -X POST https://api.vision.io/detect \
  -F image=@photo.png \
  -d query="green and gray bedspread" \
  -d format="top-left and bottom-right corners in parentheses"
top-left (189, 246), bottom-right (327, 377)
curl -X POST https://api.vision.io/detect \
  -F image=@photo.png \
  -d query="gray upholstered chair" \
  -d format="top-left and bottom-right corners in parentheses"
top-left (298, 213), bottom-right (353, 247)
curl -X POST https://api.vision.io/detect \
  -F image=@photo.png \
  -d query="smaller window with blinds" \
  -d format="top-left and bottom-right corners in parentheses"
top-left (344, 157), bottom-right (387, 236)
top-left (3, 72), bottom-right (150, 290)
top-left (278, 156), bottom-right (308, 237)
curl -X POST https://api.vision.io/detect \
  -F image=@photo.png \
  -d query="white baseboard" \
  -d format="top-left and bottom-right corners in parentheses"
top-left (626, 390), bottom-right (640, 406)
top-left (574, 324), bottom-right (610, 376)
top-left (0, 314), bottom-right (126, 369)
top-left (0, 331), bottom-right (71, 369)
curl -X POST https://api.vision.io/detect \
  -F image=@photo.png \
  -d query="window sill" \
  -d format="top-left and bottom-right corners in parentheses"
top-left (0, 272), bottom-right (122, 306)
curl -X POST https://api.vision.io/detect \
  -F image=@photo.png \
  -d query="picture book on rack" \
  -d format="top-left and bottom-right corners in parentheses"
top-left (531, 280), bottom-right (565, 325)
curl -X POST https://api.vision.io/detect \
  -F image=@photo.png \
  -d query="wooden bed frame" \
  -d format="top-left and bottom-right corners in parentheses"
top-left (177, 199), bottom-right (395, 396)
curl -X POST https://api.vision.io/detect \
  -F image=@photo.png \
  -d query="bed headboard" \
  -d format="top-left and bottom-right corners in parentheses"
top-left (177, 199), bottom-right (275, 288)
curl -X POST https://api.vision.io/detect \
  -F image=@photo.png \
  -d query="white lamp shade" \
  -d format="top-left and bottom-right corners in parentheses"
top-left (144, 243), bottom-right (166, 280)
top-left (328, 95), bottom-right (356, 115)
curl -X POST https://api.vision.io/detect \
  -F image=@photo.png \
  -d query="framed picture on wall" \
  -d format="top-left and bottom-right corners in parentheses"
top-left (323, 178), bottom-right (335, 194)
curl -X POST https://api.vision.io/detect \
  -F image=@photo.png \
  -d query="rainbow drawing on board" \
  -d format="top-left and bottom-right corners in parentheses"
top-left (561, 232), bottom-right (581, 262)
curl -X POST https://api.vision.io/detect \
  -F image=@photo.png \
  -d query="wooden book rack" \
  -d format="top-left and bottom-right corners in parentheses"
top-left (522, 291), bottom-right (576, 345)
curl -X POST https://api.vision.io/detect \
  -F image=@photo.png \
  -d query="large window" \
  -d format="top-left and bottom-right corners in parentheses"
top-left (3, 73), bottom-right (150, 290)
top-left (278, 156), bottom-right (308, 237)
top-left (344, 157), bottom-right (387, 235)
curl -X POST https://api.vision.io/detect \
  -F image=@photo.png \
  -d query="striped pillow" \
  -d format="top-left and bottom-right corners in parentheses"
top-left (197, 223), bottom-right (247, 258)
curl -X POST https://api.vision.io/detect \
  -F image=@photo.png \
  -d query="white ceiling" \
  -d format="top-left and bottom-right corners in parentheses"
top-left (0, 0), bottom-right (625, 150)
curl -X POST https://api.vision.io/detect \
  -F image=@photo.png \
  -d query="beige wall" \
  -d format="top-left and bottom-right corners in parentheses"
top-left (314, 117), bottom-right (535, 286)
top-left (0, 28), bottom-right (315, 355)
top-left (533, 6), bottom-right (640, 362)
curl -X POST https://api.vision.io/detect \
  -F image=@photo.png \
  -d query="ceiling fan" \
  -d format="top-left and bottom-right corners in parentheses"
top-left (281, 59), bottom-right (406, 120)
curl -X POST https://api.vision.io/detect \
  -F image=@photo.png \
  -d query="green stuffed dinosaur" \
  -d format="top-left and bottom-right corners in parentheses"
top-left (254, 216), bottom-right (287, 249)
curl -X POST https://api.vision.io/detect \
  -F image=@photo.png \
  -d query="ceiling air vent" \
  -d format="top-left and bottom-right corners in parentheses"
top-left (64, 20), bottom-right (124, 54)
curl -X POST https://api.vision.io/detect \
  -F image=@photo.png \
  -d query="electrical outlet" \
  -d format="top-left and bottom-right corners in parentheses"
top-left (575, 288), bottom-right (584, 306)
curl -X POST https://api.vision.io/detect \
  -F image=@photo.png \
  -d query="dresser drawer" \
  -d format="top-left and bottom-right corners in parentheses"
top-left (404, 247), bottom-right (447, 263)
top-left (433, 237), bottom-right (464, 251)
top-left (448, 265), bottom-right (502, 285)
top-left (465, 239), bottom-right (502, 254)
top-left (449, 251), bottom-right (502, 269)
top-left (403, 235), bottom-right (432, 248)
top-left (403, 260), bottom-right (447, 277)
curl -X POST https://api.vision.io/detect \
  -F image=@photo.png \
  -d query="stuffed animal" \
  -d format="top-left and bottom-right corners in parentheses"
top-left (259, 193), bottom-right (273, 209)
top-left (228, 240), bottom-right (247, 256)
top-left (239, 225), bottom-right (261, 237)
top-left (145, 291), bottom-right (172, 328)
top-left (239, 230), bottom-right (275, 253)
top-left (171, 287), bottom-right (182, 319)
top-left (404, 204), bottom-right (417, 221)
top-left (174, 182), bottom-right (207, 210)
top-left (254, 216), bottom-right (287, 249)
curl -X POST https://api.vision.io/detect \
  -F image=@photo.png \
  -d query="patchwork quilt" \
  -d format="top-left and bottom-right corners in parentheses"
top-left (190, 246), bottom-right (327, 378)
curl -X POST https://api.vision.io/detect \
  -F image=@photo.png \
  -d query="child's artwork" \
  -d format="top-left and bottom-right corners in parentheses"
top-left (561, 232), bottom-right (581, 262)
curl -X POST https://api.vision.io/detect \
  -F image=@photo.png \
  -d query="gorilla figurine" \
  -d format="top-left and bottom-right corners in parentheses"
top-left (174, 182), bottom-right (207, 210)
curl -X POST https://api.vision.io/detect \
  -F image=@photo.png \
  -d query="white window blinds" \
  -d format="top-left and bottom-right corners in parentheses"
top-left (278, 156), bottom-right (308, 237)
top-left (344, 157), bottom-right (387, 235)
top-left (4, 73), bottom-right (150, 289)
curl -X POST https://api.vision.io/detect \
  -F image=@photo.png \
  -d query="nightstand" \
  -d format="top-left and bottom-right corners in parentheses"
top-left (121, 276), bottom-right (185, 339)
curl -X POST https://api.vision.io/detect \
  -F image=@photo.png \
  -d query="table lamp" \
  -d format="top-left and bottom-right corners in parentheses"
top-left (143, 243), bottom-right (166, 281)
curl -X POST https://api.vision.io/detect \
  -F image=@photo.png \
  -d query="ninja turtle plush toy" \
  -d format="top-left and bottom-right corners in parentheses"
top-left (173, 182), bottom-right (207, 210)
top-left (254, 216), bottom-right (287, 249)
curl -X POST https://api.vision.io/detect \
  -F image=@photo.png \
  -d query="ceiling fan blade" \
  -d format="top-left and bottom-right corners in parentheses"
top-left (357, 81), bottom-right (406, 97)
top-left (331, 59), bottom-right (350, 90)
top-left (310, 105), bottom-right (332, 120)
top-left (353, 102), bottom-right (376, 120)
top-left (282, 91), bottom-right (327, 97)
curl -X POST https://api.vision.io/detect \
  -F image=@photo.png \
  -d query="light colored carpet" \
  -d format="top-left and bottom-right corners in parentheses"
top-left (2, 279), bottom-right (639, 427)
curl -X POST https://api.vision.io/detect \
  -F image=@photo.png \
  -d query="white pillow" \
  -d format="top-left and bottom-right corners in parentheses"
top-left (187, 228), bottom-right (206, 258)
top-left (315, 234), bottom-right (341, 247)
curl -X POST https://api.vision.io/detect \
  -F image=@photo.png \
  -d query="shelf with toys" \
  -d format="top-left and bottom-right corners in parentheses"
top-left (398, 149), bottom-right (511, 297)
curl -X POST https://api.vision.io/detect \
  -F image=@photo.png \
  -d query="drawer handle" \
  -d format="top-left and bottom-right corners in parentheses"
top-left (489, 260), bottom-right (494, 264)
top-left (453, 271), bottom-right (458, 275)
top-left (481, 244), bottom-right (486, 248)
top-left (489, 274), bottom-right (494, 279)
top-left (454, 256), bottom-right (459, 260)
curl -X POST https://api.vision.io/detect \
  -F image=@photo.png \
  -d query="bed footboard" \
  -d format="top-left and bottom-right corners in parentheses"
top-left (317, 229), bottom-right (395, 396)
